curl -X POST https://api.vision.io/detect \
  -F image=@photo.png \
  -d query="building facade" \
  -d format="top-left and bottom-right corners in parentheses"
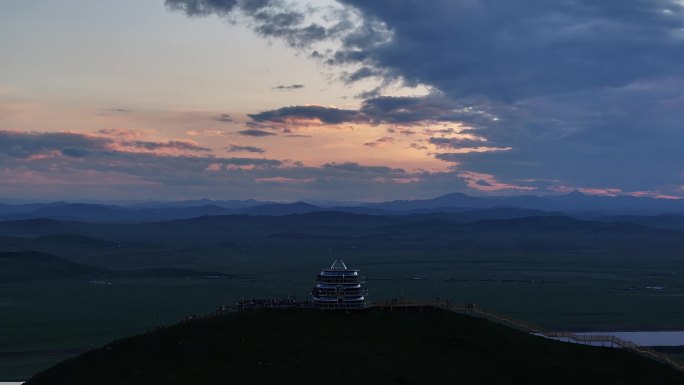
top-left (312, 260), bottom-right (370, 309)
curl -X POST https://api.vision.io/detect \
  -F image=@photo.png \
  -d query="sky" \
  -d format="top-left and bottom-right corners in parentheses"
top-left (1, 0), bottom-right (684, 201)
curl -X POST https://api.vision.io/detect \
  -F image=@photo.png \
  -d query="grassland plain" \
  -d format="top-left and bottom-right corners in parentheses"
top-left (24, 308), bottom-right (684, 385)
top-left (2, 246), bottom-right (683, 380)
top-left (2, 213), bottom-right (684, 380)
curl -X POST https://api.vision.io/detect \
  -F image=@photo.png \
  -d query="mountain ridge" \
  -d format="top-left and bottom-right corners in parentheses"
top-left (2, 191), bottom-right (683, 224)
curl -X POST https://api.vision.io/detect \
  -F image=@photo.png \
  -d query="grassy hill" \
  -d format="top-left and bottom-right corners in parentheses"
top-left (0, 251), bottom-right (229, 282)
top-left (0, 251), bottom-right (109, 282)
top-left (25, 308), bottom-right (684, 385)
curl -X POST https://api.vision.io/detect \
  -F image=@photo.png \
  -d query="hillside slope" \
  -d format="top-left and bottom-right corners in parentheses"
top-left (0, 251), bottom-right (108, 282)
top-left (0, 251), bottom-right (229, 282)
top-left (26, 308), bottom-right (684, 385)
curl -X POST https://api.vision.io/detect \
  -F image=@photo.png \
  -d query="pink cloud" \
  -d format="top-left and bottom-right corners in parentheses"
top-left (97, 128), bottom-right (141, 140)
top-left (255, 177), bottom-right (315, 184)
top-left (458, 171), bottom-right (536, 192)
top-left (626, 191), bottom-right (681, 199)
top-left (549, 185), bottom-right (682, 199)
top-left (0, 168), bottom-right (159, 187)
top-left (186, 129), bottom-right (229, 136)
top-left (549, 185), bottom-right (622, 196)
top-left (579, 188), bottom-right (622, 196)
top-left (26, 150), bottom-right (62, 161)
top-left (387, 128), bottom-right (416, 135)
top-left (117, 139), bottom-right (210, 154)
top-left (372, 177), bottom-right (421, 184)
top-left (364, 136), bottom-right (396, 147)
top-left (205, 163), bottom-right (223, 171)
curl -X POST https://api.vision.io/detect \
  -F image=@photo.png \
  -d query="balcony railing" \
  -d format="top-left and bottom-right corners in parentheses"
top-left (313, 289), bottom-right (369, 297)
top-left (315, 276), bottom-right (365, 284)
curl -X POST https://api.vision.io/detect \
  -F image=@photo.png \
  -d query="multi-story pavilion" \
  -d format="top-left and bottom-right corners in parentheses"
top-left (312, 260), bottom-right (370, 309)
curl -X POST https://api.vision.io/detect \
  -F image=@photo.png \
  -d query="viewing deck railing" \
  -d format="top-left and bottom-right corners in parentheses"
top-left (313, 289), bottom-right (368, 296)
top-left (373, 299), bottom-right (684, 373)
top-left (190, 299), bottom-right (683, 372)
top-left (466, 306), bottom-right (684, 372)
top-left (314, 301), bottom-right (373, 310)
top-left (315, 276), bottom-right (365, 284)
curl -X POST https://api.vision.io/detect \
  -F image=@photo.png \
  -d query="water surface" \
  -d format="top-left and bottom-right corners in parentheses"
top-left (575, 331), bottom-right (684, 346)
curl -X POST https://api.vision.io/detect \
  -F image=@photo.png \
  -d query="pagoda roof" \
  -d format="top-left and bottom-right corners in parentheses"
top-left (329, 259), bottom-right (348, 270)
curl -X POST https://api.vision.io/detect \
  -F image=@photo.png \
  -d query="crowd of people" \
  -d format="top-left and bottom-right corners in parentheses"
top-left (234, 297), bottom-right (313, 310)
top-left (175, 297), bottom-right (312, 324)
top-left (174, 297), bottom-right (475, 325)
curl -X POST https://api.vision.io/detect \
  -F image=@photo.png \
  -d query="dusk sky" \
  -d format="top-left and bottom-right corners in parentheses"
top-left (2, 0), bottom-right (684, 201)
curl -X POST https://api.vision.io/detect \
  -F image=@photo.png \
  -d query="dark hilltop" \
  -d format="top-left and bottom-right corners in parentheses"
top-left (26, 308), bottom-right (684, 385)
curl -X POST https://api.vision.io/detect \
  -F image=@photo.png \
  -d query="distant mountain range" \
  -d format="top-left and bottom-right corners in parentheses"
top-left (0, 210), bottom-right (682, 247)
top-left (363, 191), bottom-right (684, 214)
top-left (0, 191), bottom-right (683, 223)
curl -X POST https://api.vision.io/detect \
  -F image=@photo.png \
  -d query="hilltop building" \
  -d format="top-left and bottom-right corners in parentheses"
top-left (312, 260), bottom-right (370, 309)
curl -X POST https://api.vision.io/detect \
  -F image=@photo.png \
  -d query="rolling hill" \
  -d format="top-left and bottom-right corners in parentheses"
top-left (0, 251), bottom-right (109, 282)
top-left (0, 251), bottom-right (229, 282)
top-left (25, 308), bottom-right (684, 385)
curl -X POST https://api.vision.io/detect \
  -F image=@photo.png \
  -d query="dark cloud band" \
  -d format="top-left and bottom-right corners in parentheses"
top-left (227, 144), bottom-right (265, 153)
top-left (248, 95), bottom-right (496, 126)
top-left (238, 129), bottom-right (277, 137)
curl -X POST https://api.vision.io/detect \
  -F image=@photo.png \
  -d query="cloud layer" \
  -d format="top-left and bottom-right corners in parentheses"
top-left (0, 130), bottom-right (469, 200)
top-left (166, 0), bottom-right (684, 197)
top-left (5, 1), bottom-right (684, 200)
